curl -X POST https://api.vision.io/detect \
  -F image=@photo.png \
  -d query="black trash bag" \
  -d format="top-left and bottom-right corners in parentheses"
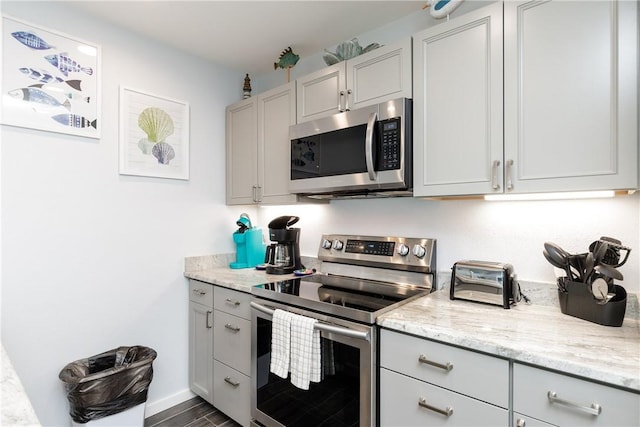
top-left (59, 346), bottom-right (157, 424)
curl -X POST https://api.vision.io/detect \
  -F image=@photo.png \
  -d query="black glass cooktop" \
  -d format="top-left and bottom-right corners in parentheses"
top-left (251, 274), bottom-right (429, 324)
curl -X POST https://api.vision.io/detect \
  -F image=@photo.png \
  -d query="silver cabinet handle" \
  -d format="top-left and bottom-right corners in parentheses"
top-left (505, 159), bottom-right (514, 191)
top-left (256, 185), bottom-right (263, 202)
top-left (418, 354), bottom-right (453, 371)
top-left (516, 418), bottom-right (526, 427)
top-left (547, 391), bottom-right (602, 416)
top-left (225, 298), bottom-right (241, 306)
top-left (224, 323), bottom-right (240, 332)
top-left (206, 310), bottom-right (212, 329)
top-left (345, 89), bottom-right (352, 111)
top-left (192, 288), bottom-right (206, 296)
top-left (224, 376), bottom-right (240, 387)
top-left (491, 160), bottom-right (501, 190)
top-left (252, 185), bottom-right (257, 202)
top-left (418, 397), bottom-right (453, 417)
top-left (338, 90), bottom-right (345, 112)
top-left (365, 111), bottom-right (378, 181)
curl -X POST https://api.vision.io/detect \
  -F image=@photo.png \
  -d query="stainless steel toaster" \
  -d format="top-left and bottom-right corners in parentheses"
top-left (450, 260), bottom-right (521, 309)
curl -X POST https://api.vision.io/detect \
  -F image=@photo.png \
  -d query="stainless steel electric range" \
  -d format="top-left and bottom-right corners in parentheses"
top-left (250, 234), bottom-right (437, 427)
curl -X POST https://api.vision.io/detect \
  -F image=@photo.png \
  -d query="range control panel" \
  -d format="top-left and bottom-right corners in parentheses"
top-left (318, 234), bottom-right (436, 273)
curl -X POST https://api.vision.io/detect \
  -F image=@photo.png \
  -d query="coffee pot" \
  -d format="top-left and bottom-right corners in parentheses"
top-left (265, 215), bottom-right (302, 275)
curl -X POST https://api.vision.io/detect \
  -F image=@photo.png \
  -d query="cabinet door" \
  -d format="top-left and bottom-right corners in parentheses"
top-left (296, 63), bottom-right (345, 123)
top-left (189, 301), bottom-right (213, 404)
top-left (413, 2), bottom-right (504, 197)
top-left (213, 311), bottom-right (251, 375)
top-left (226, 98), bottom-right (258, 205)
top-left (257, 82), bottom-right (298, 204)
top-left (348, 37), bottom-right (412, 111)
top-left (213, 360), bottom-right (250, 427)
top-left (380, 368), bottom-right (509, 426)
top-left (504, 0), bottom-right (638, 193)
top-left (514, 363), bottom-right (640, 426)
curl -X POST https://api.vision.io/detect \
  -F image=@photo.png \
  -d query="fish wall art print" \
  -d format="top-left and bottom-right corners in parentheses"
top-left (1, 15), bottom-right (100, 138)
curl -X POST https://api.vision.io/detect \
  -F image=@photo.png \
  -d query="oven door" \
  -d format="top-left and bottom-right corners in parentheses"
top-left (250, 298), bottom-right (376, 427)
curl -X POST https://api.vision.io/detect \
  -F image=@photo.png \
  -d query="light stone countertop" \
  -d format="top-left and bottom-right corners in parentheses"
top-left (1, 345), bottom-right (40, 426)
top-left (378, 290), bottom-right (640, 392)
top-left (184, 254), bottom-right (640, 392)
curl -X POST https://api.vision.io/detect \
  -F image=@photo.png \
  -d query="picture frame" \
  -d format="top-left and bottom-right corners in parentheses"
top-left (119, 86), bottom-right (190, 180)
top-left (1, 15), bottom-right (101, 138)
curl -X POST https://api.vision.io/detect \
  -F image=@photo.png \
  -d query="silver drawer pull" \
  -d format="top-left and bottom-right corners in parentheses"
top-left (418, 397), bottom-right (453, 417)
top-left (224, 323), bottom-right (240, 332)
top-left (418, 354), bottom-right (453, 371)
top-left (547, 391), bottom-right (601, 416)
top-left (192, 288), bottom-right (206, 296)
top-left (225, 298), bottom-right (240, 306)
top-left (516, 418), bottom-right (526, 427)
top-left (224, 377), bottom-right (240, 387)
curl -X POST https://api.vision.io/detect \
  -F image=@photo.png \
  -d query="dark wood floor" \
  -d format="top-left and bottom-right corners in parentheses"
top-left (144, 396), bottom-right (242, 427)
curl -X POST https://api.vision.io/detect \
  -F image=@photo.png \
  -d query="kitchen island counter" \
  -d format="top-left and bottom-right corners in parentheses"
top-left (378, 290), bottom-right (640, 392)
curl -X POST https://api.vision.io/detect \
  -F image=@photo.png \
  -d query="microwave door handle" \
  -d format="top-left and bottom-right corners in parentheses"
top-left (365, 111), bottom-right (378, 181)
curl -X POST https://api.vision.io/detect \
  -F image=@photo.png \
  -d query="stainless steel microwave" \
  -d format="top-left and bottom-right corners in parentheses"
top-left (289, 98), bottom-right (412, 199)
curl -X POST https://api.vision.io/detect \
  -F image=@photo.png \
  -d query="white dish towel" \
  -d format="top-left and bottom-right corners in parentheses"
top-left (290, 313), bottom-right (321, 390)
top-left (269, 309), bottom-right (293, 378)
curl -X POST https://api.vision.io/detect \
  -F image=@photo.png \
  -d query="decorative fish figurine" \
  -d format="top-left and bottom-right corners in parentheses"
top-left (11, 31), bottom-right (55, 50)
top-left (44, 52), bottom-right (93, 77)
top-left (27, 84), bottom-right (90, 103)
top-left (274, 47), bottom-right (299, 70)
top-left (18, 67), bottom-right (83, 91)
top-left (51, 114), bottom-right (97, 129)
top-left (8, 87), bottom-right (71, 110)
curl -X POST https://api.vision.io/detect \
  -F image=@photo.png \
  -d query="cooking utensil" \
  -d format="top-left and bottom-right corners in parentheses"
top-left (594, 263), bottom-right (624, 281)
top-left (591, 277), bottom-right (608, 300)
top-left (583, 252), bottom-right (594, 283)
top-left (544, 242), bottom-right (575, 280)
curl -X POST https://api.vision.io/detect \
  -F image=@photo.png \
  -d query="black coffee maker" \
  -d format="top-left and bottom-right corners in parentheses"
top-left (265, 215), bottom-right (302, 275)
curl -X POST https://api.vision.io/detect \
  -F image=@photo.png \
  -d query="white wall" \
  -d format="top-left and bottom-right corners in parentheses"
top-left (259, 194), bottom-right (640, 292)
top-left (0, 2), bottom-right (255, 425)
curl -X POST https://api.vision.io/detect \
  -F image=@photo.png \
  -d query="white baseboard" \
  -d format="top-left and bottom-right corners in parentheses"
top-left (144, 388), bottom-right (197, 417)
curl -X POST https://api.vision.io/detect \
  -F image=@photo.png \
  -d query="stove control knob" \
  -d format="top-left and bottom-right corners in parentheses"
top-left (332, 239), bottom-right (344, 251)
top-left (412, 244), bottom-right (426, 259)
top-left (321, 239), bottom-right (332, 250)
top-left (397, 243), bottom-right (410, 257)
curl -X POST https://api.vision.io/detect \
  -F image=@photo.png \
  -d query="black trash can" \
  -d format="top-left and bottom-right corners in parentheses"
top-left (59, 346), bottom-right (157, 425)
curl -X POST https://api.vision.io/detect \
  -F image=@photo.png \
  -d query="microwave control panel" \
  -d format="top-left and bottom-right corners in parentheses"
top-left (378, 118), bottom-right (401, 170)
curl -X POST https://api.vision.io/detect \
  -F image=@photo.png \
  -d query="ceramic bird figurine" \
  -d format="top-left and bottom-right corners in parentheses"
top-left (274, 47), bottom-right (299, 82)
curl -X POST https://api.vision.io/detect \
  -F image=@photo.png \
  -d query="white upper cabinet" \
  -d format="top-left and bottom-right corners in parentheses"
top-left (413, 2), bottom-right (504, 197)
top-left (296, 38), bottom-right (412, 123)
top-left (413, 0), bottom-right (638, 197)
top-left (504, 0), bottom-right (638, 193)
top-left (226, 82), bottom-right (297, 205)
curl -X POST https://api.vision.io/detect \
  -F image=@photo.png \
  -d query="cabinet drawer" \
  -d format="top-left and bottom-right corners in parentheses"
top-left (380, 329), bottom-right (508, 407)
top-left (513, 363), bottom-right (640, 426)
top-left (380, 368), bottom-right (508, 426)
top-left (213, 360), bottom-right (250, 427)
top-left (214, 286), bottom-right (251, 319)
top-left (213, 311), bottom-right (251, 375)
top-left (513, 412), bottom-right (556, 427)
top-left (189, 280), bottom-right (213, 307)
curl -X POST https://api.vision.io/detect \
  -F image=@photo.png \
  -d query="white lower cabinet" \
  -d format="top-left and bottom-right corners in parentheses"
top-left (513, 363), bottom-right (640, 427)
top-left (212, 286), bottom-right (252, 427)
top-left (380, 369), bottom-right (508, 426)
top-left (188, 280), bottom-right (214, 404)
top-left (380, 329), bottom-right (509, 426)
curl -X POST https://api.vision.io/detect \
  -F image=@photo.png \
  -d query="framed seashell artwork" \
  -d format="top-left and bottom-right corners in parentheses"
top-left (1, 15), bottom-right (101, 138)
top-left (119, 86), bottom-right (189, 180)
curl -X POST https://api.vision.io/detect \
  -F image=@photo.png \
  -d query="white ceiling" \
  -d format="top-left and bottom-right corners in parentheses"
top-left (67, 1), bottom-right (427, 75)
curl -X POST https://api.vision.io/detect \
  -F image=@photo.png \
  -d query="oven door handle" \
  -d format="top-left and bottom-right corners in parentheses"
top-left (250, 301), bottom-right (370, 342)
